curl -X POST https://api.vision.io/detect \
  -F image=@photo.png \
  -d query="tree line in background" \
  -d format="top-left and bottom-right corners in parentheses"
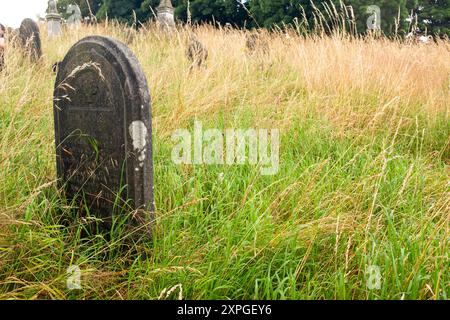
top-left (55, 0), bottom-right (449, 37)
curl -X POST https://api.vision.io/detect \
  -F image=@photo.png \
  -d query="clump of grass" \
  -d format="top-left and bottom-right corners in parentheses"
top-left (0, 21), bottom-right (448, 300)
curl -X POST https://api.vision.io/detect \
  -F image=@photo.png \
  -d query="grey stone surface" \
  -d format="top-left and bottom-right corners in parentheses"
top-left (156, 0), bottom-right (175, 29)
top-left (53, 36), bottom-right (154, 234)
top-left (47, 20), bottom-right (62, 38)
top-left (19, 19), bottom-right (42, 62)
top-left (47, 0), bottom-right (58, 14)
top-left (46, 0), bottom-right (62, 38)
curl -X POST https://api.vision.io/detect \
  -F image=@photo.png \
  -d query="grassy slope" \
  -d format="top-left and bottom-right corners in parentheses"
top-left (0, 23), bottom-right (448, 299)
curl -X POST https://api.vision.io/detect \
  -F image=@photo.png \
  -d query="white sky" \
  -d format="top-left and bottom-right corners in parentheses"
top-left (0, 0), bottom-right (49, 28)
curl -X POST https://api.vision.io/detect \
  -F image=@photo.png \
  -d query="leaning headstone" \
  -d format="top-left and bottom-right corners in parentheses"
top-left (186, 34), bottom-right (208, 69)
top-left (53, 36), bottom-right (154, 235)
top-left (19, 19), bottom-right (42, 62)
top-left (46, 0), bottom-right (62, 38)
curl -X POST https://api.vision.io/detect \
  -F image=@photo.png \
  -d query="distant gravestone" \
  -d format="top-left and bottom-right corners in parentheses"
top-left (46, 0), bottom-right (62, 38)
top-left (186, 34), bottom-right (208, 69)
top-left (156, 0), bottom-right (175, 30)
top-left (19, 19), bottom-right (42, 62)
top-left (53, 36), bottom-right (154, 234)
top-left (66, 4), bottom-right (82, 28)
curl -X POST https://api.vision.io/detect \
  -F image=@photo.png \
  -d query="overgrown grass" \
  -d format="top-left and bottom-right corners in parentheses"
top-left (0, 22), bottom-right (448, 300)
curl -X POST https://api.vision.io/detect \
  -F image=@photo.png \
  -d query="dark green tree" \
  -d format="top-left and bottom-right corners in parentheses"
top-left (173, 0), bottom-right (249, 27)
top-left (416, 0), bottom-right (450, 37)
top-left (74, 0), bottom-right (449, 37)
top-left (57, 0), bottom-right (103, 20)
top-left (247, 0), bottom-right (409, 34)
top-left (97, 0), bottom-right (145, 24)
top-left (346, 0), bottom-right (410, 35)
top-left (249, 0), bottom-right (313, 28)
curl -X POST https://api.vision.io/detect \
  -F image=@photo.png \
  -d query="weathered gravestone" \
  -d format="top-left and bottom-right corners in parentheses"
top-left (19, 19), bottom-right (42, 62)
top-left (66, 4), bottom-right (82, 28)
top-left (53, 36), bottom-right (154, 235)
top-left (156, 0), bottom-right (175, 30)
top-left (186, 33), bottom-right (208, 69)
top-left (46, 0), bottom-right (62, 38)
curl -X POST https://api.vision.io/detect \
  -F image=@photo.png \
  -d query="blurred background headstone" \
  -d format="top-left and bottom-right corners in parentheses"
top-left (46, 0), bottom-right (62, 38)
top-left (67, 4), bottom-right (82, 28)
top-left (156, 0), bottom-right (175, 30)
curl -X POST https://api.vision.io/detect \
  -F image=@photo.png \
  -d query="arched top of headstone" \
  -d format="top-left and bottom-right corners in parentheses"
top-left (19, 18), bottom-right (42, 61)
top-left (55, 36), bottom-right (150, 107)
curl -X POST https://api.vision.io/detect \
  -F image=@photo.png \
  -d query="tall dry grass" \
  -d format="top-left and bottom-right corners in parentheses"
top-left (0, 22), bottom-right (448, 299)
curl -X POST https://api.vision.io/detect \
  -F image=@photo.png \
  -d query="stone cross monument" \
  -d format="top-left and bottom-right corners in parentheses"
top-left (46, 0), bottom-right (62, 38)
top-left (156, 0), bottom-right (175, 29)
